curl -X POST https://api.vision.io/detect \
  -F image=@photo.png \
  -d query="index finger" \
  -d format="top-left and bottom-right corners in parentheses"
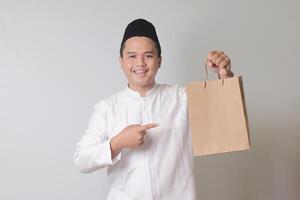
top-left (141, 123), bottom-right (159, 131)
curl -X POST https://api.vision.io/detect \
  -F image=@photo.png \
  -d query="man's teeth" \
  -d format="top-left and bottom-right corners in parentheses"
top-left (134, 70), bottom-right (147, 74)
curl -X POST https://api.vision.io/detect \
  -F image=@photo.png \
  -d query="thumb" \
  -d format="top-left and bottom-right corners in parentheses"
top-left (218, 68), bottom-right (227, 79)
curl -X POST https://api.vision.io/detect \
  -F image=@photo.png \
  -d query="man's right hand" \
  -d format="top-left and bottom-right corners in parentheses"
top-left (110, 123), bottom-right (159, 159)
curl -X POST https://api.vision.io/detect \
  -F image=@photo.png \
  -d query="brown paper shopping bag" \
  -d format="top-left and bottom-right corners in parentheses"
top-left (186, 67), bottom-right (250, 156)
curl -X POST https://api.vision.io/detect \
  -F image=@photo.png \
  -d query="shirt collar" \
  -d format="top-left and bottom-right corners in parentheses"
top-left (125, 82), bottom-right (159, 98)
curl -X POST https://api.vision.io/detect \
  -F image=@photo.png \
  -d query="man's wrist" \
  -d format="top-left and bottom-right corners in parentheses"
top-left (110, 135), bottom-right (123, 158)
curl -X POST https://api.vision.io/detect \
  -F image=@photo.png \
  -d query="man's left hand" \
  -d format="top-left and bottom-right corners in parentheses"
top-left (206, 50), bottom-right (234, 79)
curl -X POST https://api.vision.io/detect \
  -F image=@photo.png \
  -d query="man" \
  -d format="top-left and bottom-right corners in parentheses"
top-left (74, 18), bottom-right (233, 200)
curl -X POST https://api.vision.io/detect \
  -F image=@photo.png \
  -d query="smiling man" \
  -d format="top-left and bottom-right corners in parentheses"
top-left (74, 19), bottom-right (233, 200)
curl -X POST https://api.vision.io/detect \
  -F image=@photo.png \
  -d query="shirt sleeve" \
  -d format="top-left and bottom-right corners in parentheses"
top-left (74, 103), bottom-right (122, 173)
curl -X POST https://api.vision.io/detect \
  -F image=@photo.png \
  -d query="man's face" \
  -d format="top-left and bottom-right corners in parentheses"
top-left (119, 36), bottom-right (161, 90)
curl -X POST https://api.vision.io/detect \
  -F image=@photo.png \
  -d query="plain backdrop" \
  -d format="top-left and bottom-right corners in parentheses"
top-left (1, 0), bottom-right (300, 199)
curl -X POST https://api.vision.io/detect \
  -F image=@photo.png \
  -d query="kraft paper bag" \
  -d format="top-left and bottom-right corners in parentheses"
top-left (186, 71), bottom-right (250, 156)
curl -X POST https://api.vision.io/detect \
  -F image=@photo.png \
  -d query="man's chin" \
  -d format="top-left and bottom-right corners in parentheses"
top-left (131, 80), bottom-right (154, 88)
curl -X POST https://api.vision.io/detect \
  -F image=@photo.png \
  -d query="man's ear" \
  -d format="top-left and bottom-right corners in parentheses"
top-left (158, 56), bottom-right (162, 68)
top-left (119, 56), bottom-right (123, 68)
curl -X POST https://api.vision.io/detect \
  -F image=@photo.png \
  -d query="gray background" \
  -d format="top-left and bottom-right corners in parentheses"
top-left (1, 0), bottom-right (299, 199)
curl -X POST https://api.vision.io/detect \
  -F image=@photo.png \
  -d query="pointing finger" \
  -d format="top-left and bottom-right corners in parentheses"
top-left (141, 123), bottom-right (159, 131)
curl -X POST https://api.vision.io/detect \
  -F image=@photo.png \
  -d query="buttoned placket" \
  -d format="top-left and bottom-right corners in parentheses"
top-left (125, 84), bottom-right (160, 199)
top-left (140, 95), bottom-right (160, 200)
top-left (140, 96), bottom-right (152, 200)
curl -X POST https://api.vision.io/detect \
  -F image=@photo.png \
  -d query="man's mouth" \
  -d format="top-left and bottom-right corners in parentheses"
top-left (133, 69), bottom-right (149, 74)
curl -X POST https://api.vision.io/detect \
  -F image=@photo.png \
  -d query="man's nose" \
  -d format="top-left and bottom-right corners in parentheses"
top-left (137, 56), bottom-right (146, 67)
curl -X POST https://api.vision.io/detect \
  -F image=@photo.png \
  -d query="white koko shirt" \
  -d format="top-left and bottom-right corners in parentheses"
top-left (74, 83), bottom-right (197, 200)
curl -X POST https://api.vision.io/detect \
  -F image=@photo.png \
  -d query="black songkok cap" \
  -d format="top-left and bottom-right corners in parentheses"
top-left (120, 18), bottom-right (161, 56)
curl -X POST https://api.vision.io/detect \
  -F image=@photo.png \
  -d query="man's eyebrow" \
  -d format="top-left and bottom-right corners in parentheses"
top-left (144, 51), bottom-right (154, 54)
top-left (127, 51), bottom-right (136, 54)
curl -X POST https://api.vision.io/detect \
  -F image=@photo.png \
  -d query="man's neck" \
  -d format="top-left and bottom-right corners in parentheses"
top-left (128, 82), bottom-right (155, 97)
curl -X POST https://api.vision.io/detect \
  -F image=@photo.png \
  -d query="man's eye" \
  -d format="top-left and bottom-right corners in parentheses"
top-left (146, 55), bottom-right (153, 58)
top-left (129, 55), bottom-right (136, 58)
